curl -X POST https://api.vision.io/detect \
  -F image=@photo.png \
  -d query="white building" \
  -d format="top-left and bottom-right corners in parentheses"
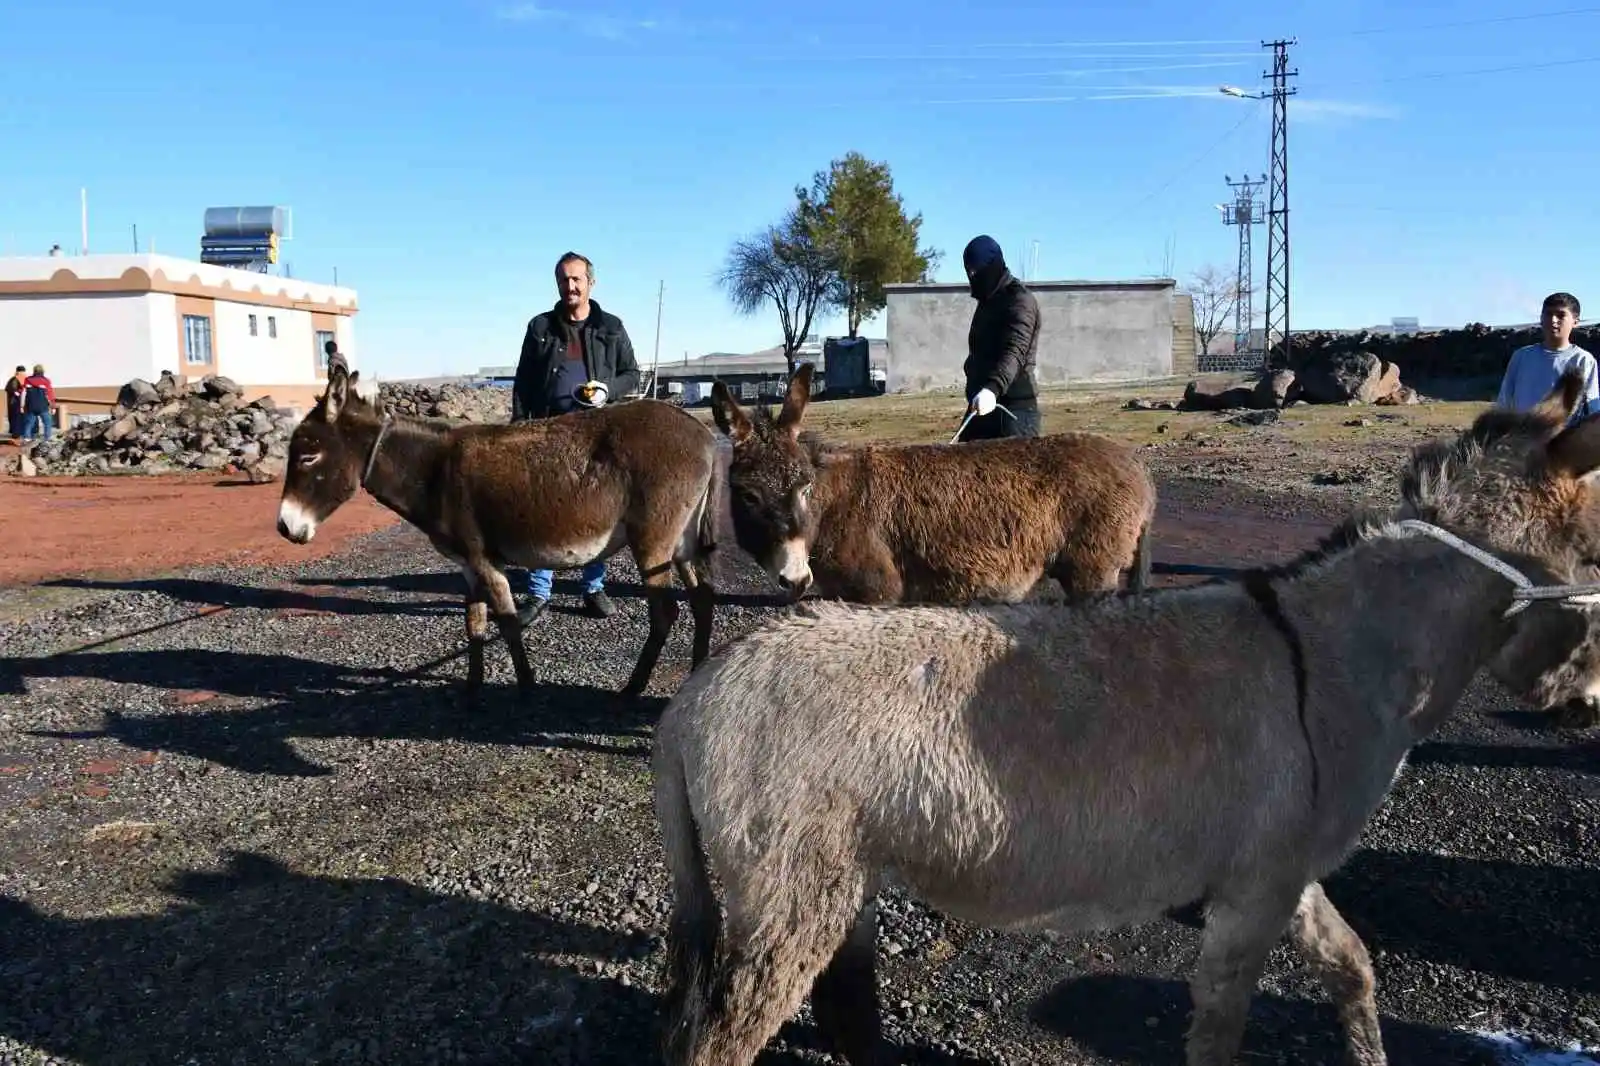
top-left (0, 252), bottom-right (358, 424)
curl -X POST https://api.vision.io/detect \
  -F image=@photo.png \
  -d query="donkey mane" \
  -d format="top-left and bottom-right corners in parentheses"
top-left (1237, 404), bottom-right (1564, 587)
top-left (743, 403), bottom-right (833, 466)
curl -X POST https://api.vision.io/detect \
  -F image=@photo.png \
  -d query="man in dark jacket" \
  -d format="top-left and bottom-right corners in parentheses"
top-left (959, 235), bottom-right (1042, 440)
top-left (507, 250), bottom-right (642, 623)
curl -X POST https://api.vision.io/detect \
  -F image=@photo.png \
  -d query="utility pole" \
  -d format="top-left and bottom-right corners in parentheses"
top-left (648, 279), bottom-right (664, 399)
top-left (1262, 39), bottom-right (1297, 367)
top-left (1220, 173), bottom-right (1265, 357)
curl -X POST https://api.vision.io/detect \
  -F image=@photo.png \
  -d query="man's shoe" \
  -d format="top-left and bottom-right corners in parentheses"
top-left (583, 590), bottom-right (617, 618)
top-left (515, 594), bottom-right (549, 626)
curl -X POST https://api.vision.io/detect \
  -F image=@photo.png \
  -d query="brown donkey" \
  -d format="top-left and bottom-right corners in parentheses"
top-left (653, 368), bottom-right (1600, 1066)
top-left (276, 366), bottom-right (721, 700)
top-left (708, 364), bottom-right (1156, 604)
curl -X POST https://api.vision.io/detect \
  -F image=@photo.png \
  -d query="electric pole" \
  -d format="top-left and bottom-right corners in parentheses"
top-left (1220, 173), bottom-right (1265, 357)
top-left (1262, 39), bottom-right (1297, 367)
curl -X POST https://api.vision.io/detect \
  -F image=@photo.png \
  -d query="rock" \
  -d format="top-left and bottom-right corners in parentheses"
top-left (1376, 384), bottom-right (1422, 406)
top-left (1180, 379), bottom-right (1256, 412)
top-left (17, 452), bottom-right (38, 477)
top-left (1297, 350), bottom-right (1385, 404)
top-left (117, 379), bottom-right (159, 409)
top-left (1374, 360), bottom-right (1402, 401)
top-left (1252, 369), bottom-right (1299, 409)
top-left (1224, 409), bottom-right (1280, 427)
top-left (200, 374), bottom-right (243, 400)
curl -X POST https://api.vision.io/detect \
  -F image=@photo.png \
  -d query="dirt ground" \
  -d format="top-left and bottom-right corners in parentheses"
top-left (0, 470), bottom-right (400, 588)
top-left (1, 387), bottom-right (1596, 1066)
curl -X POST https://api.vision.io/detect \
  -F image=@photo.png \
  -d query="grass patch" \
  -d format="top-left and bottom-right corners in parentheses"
top-left (684, 379), bottom-right (1493, 450)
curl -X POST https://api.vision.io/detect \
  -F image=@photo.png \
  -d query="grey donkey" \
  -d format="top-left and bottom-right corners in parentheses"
top-left (650, 367), bottom-right (1600, 1066)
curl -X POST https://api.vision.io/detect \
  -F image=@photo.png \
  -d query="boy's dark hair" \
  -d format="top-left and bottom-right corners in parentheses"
top-left (1543, 292), bottom-right (1581, 318)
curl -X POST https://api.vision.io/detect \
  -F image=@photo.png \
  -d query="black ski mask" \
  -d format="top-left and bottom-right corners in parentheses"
top-left (962, 234), bottom-right (1009, 300)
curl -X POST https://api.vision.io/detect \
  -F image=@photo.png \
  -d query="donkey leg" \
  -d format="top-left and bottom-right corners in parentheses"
top-left (472, 563), bottom-right (537, 694)
top-left (463, 597), bottom-right (489, 700)
top-left (678, 856), bottom-right (867, 1065)
top-left (622, 556), bottom-right (680, 698)
top-left (809, 896), bottom-right (885, 1066)
top-left (1287, 882), bottom-right (1387, 1066)
top-left (1185, 887), bottom-right (1302, 1066)
top-left (675, 559), bottom-right (717, 671)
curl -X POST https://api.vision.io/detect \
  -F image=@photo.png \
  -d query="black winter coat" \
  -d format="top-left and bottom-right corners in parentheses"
top-left (510, 299), bottom-right (641, 421)
top-left (962, 271), bottom-right (1041, 410)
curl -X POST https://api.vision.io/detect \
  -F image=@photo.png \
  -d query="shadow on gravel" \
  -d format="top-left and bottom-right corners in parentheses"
top-left (300, 570), bottom-right (794, 609)
top-left (1325, 849), bottom-right (1600, 995)
top-left (1409, 735), bottom-right (1600, 775)
top-left (3, 647), bottom-right (401, 703)
top-left (1031, 973), bottom-right (1505, 1065)
top-left (25, 673), bottom-right (663, 776)
top-left (39, 576), bottom-right (456, 617)
top-left (0, 850), bottom-right (660, 1066)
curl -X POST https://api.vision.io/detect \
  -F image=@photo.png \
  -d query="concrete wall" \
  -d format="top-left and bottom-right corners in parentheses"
top-left (883, 279), bottom-right (1187, 393)
top-left (0, 293), bottom-right (165, 387)
top-left (212, 299), bottom-right (325, 387)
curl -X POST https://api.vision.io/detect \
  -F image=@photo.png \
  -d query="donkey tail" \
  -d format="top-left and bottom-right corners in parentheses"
top-left (654, 736), bottom-right (721, 1063)
top-left (1129, 517), bottom-right (1153, 595)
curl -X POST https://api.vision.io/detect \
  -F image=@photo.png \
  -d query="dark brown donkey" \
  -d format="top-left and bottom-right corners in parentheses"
top-left (276, 366), bottom-right (721, 700)
top-left (709, 364), bottom-right (1156, 605)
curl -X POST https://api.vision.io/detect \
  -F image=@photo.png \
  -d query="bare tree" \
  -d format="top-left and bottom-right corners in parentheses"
top-left (716, 208), bottom-right (837, 378)
top-left (1187, 264), bottom-right (1249, 357)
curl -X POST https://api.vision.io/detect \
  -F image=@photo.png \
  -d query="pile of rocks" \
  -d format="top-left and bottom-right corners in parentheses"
top-left (16, 370), bottom-right (295, 480)
top-left (378, 382), bottom-right (510, 423)
top-left (1179, 349), bottom-right (1422, 413)
top-left (1289, 321), bottom-right (1600, 381)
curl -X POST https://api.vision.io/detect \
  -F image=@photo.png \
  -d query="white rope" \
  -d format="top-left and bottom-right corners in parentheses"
top-left (1395, 519), bottom-right (1600, 616)
top-left (951, 401), bottom-right (1019, 444)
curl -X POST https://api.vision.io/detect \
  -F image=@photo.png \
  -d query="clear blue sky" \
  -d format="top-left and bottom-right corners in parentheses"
top-left (2, 1), bottom-right (1596, 380)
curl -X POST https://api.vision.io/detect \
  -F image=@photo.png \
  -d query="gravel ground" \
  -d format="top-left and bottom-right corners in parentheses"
top-left (1, 473), bottom-right (1597, 1066)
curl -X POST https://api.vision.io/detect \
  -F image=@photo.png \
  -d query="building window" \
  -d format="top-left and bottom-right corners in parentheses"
top-left (248, 313), bottom-right (258, 336)
top-left (268, 315), bottom-right (278, 339)
top-left (184, 314), bottom-right (213, 366)
top-left (315, 329), bottom-right (335, 370)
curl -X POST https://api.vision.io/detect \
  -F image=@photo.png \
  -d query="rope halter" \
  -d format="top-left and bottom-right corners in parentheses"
top-left (1396, 519), bottom-right (1600, 617)
top-left (361, 417), bottom-right (392, 488)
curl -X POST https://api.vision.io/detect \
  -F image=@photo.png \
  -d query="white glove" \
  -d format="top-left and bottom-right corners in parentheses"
top-left (576, 380), bottom-right (609, 408)
top-left (971, 387), bottom-right (997, 416)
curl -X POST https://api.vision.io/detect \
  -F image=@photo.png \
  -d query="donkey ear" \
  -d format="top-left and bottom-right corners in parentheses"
top-left (1528, 366), bottom-right (1588, 429)
top-left (776, 363), bottom-right (813, 436)
top-left (322, 365), bottom-right (349, 423)
top-left (709, 380), bottom-right (752, 441)
top-left (1547, 412), bottom-right (1600, 481)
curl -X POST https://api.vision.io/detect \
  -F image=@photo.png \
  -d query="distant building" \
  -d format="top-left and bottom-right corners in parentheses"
top-left (883, 278), bottom-right (1198, 391)
top-left (0, 252), bottom-right (357, 425)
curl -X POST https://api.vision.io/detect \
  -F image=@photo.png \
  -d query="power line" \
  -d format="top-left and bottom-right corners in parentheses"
top-left (1337, 5), bottom-right (1600, 37)
top-left (1126, 98), bottom-right (1267, 212)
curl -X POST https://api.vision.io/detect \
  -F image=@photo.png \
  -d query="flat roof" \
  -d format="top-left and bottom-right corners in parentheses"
top-left (885, 278), bottom-right (1177, 294)
top-left (0, 253), bottom-right (358, 315)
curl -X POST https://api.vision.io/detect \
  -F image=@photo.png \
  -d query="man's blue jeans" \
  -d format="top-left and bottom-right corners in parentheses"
top-left (525, 560), bottom-right (606, 600)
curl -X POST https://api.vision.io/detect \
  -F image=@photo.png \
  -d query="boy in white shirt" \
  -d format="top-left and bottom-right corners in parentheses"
top-left (1496, 292), bottom-right (1596, 424)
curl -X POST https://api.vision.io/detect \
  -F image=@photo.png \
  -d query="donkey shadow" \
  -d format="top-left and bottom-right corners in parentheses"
top-left (1031, 973), bottom-right (1505, 1064)
top-left (299, 570), bottom-right (794, 611)
top-left (39, 575), bottom-right (456, 618)
top-left (0, 850), bottom-right (661, 1066)
top-left (23, 671), bottom-right (664, 776)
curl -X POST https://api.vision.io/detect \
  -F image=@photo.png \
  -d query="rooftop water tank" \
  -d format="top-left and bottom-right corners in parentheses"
top-left (203, 206), bottom-right (286, 239)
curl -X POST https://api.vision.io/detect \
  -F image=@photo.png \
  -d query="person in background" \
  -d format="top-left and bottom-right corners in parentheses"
top-left (1497, 292), bottom-right (1595, 423)
top-left (5, 366), bottom-right (25, 438)
top-left (958, 234), bottom-right (1042, 440)
top-left (20, 364), bottom-right (55, 441)
top-left (324, 338), bottom-right (348, 377)
top-left (507, 250), bottom-right (642, 625)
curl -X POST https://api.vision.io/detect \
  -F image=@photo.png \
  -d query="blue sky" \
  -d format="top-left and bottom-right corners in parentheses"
top-left (2, 1), bottom-right (1596, 380)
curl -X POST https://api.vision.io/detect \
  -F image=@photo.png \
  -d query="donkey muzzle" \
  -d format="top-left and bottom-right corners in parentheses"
top-left (277, 498), bottom-right (318, 544)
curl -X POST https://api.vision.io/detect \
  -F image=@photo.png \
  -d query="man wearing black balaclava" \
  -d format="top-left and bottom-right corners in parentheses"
top-left (959, 234), bottom-right (1041, 440)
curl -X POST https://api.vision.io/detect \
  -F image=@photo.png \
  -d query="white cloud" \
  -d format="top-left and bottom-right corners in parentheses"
top-left (493, 3), bottom-right (723, 40)
top-left (1290, 98), bottom-right (1403, 122)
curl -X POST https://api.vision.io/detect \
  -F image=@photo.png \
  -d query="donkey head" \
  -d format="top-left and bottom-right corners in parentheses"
top-left (1396, 367), bottom-right (1600, 706)
top-left (709, 364), bottom-right (819, 599)
top-left (277, 365), bottom-right (383, 544)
